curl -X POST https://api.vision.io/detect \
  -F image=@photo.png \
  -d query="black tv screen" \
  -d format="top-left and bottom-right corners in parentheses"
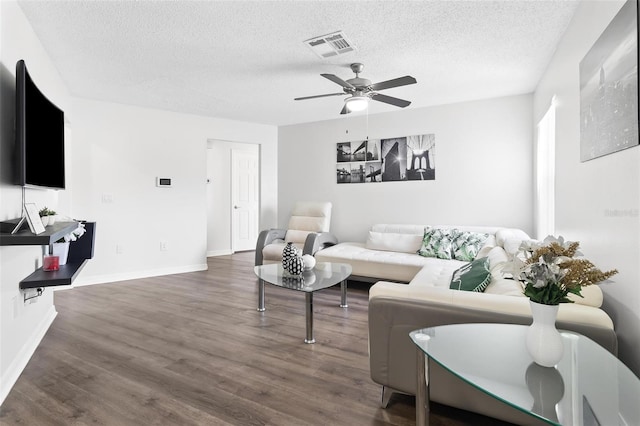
top-left (16, 60), bottom-right (65, 190)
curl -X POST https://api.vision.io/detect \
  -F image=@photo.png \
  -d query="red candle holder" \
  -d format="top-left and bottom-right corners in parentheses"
top-left (43, 255), bottom-right (59, 271)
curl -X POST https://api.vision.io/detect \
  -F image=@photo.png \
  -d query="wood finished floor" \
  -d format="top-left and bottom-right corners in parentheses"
top-left (1, 252), bottom-right (512, 426)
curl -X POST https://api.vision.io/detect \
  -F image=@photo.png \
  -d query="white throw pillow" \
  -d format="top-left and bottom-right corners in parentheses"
top-left (495, 228), bottom-right (531, 255)
top-left (487, 246), bottom-right (509, 269)
top-left (484, 246), bottom-right (525, 297)
top-left (365, 231), bottom-right (423, 253)
top-left (476, 235), bottom-right (497, 258)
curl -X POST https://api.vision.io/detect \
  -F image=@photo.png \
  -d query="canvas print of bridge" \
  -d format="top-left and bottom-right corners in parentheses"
top-left (336, 134), bottom-right (435, 184)
top-left (579, 0), bottom-right (638, 162)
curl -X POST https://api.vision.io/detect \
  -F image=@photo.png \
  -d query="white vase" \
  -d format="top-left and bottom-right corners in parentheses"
top-left (40, 216), bottom-right (49, 227)
top-left (526, 301), bottom-right (564, 367)
top-left (51, 242), bottom-right (70, 265)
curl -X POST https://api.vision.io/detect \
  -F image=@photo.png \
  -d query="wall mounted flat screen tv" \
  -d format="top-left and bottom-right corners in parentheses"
top-left (15, 59), bottom-right (65, 190)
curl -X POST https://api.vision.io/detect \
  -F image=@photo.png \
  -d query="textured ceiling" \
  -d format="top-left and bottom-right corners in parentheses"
top-left (18, 0), bottom-right (580, 126)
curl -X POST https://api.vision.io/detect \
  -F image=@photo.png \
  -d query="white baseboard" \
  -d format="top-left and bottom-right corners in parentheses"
top-left (70, 263), bottom-right (208, 287)
top-left (207, 250), bottom-right (233, 257)
top-left (0, 305), bottom-right (57, 405)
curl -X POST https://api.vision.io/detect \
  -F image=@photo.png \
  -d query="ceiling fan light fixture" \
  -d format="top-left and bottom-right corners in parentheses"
top-left (345, 95), bottom-right (369, 112)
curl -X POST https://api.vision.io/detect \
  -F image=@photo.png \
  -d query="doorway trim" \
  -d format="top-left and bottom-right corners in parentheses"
top-left (206, 139), bottom-right (261, 257)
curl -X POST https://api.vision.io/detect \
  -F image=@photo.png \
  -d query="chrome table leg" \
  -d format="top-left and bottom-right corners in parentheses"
top-left (305, 292), bottom-right (315, 344)
top-left (416, 349), bottom-right (429, 426)
top-left (340, 279), bottom-right (348, 308)
top-left (257, 279), bottom-right (265, 312)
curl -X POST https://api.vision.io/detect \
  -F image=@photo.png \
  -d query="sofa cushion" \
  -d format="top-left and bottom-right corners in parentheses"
top-left (407, 257), bottom-right (468, 288)
top-left (450, 257), bottom-right (492, 292)
top-left (418, 228), bottom-right (455, 259)
top-left (365, 231), bottom-right (423, 253)
top-left (451, 230), bottom-right (489, 261)
top-left (315, 242), bottom-right (440, 282)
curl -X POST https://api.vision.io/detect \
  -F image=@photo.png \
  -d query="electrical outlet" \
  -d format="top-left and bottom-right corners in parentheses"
top-left (21, 289), bottom-right (40, 305)
top-left (101, 193), bottom-right (114, 204)
top-left (160, 241), bottom-right (168, 251)
top-left (116, 244), bottom-right (124, 254)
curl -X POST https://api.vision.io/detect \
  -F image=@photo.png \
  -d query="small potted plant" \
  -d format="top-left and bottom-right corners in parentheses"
top-left (38, 207), bottom-right (57, 227)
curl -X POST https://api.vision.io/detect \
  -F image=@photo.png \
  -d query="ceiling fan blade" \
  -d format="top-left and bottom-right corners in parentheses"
top-left (294, 92), bottom-right (345, 101)
top-left (370, 76), bottom-right (417, 91)
top-left (340, 104), bottom-right (350, 115)
top-left (371, 93), bottom-right (411, 108)
top-left (321, 73), bottom-right (355, 89)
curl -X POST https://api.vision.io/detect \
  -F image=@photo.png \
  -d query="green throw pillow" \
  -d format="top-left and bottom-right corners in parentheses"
top-left (450, 256), bottom-right (492, 292)
top-left (451, 230), bottom-right (489, 262)
top-left (418, 228), bottom-right (454, 259)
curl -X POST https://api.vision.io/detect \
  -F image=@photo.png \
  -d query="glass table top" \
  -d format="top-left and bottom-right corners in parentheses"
top-left (254, 262), bottom-right (352, 292)
top-left (410, 323), bottom-right (640, 426)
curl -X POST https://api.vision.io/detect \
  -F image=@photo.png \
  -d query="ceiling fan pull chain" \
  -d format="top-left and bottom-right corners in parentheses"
top-left (366, 107), bottom-right (369, 141)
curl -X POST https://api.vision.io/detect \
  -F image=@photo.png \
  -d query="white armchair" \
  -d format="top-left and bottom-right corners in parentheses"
top-left (255, 202), bottom-right (338, 266)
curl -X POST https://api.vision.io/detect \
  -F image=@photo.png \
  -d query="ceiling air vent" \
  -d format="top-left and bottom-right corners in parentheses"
top-left (304, 31), bottom-right (356, 59)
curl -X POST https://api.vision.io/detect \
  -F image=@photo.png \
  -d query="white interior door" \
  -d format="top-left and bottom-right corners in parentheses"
top-left (231, 149), bottom-right (259, 252)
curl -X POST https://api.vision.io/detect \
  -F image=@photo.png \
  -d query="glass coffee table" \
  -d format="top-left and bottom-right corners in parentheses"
top-left (254, 262), bottom-right (352, 344)
top-left (410, 323), bottom-right (640, 426)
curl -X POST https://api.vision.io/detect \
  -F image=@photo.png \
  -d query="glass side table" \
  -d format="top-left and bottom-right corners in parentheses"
top-left (410, 323), bottom-right (640, 426)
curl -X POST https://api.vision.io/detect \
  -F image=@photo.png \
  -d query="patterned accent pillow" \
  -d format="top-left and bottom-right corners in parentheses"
top-left (418, 228), bottom-right (454, 259)
top-left (451, 230), bottom-right (489, 262)
top-left (449, 256), bottom-right (492, 292)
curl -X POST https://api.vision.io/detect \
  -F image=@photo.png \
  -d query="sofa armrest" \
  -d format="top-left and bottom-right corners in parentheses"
top-left (368, 286), bottom-right (618, 397)
top-left (255, 229), bottom-right (287, 266)
top-left (302, 232), bottom-right (338, 256)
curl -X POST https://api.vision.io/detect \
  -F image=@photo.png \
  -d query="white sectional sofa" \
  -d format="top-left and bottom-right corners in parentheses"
top-left (315, 224), bottom-right (617, 425)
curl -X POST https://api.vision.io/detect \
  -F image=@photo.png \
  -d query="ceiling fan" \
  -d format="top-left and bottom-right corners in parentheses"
top-left (294, 63), bottom-right (417, 115)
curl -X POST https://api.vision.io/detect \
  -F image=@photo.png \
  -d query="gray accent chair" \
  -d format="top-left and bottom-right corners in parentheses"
top-left (255, 201), bottom-right (337, 266)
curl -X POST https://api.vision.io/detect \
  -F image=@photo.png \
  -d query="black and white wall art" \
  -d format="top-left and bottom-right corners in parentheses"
top-left (579, 0), bottom-right (638, 162)
top-left (336, 134), bottom-right (435, 183)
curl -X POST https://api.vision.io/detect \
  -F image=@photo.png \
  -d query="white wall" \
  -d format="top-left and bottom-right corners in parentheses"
top-left (0, 0), bottom-right (278, 403)
top-left (206, 140), bottom-right (260, 256)
top-left (0, 1), bottom-right (71, 404)
top-left (70, 99), bottom-right (278, 285)
top-left (533, 0), bottom-right (640, 375)
top-left (278, 94), bottom-right (534, 241)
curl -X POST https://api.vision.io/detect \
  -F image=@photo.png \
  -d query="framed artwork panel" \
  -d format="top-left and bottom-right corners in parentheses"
top-left (580, 0), bottom-right (638, 161)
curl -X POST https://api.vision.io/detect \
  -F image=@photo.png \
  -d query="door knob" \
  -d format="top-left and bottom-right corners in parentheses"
top-left (234, 205), bottom-right (240, 209)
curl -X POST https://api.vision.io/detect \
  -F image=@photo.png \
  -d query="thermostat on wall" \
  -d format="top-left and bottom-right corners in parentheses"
top-left (156, 177), bottom-right (172, 187)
